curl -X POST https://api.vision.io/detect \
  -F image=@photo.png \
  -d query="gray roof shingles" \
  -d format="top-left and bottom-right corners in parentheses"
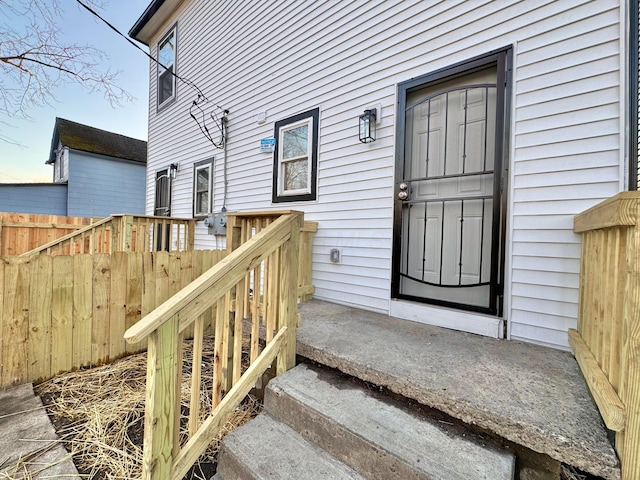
top-left (47, 118), bottom-right (147, 165)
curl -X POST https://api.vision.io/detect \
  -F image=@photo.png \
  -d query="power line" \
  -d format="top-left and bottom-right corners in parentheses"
top-left (74, 0), bottom-right (228, 149)
top-left (74, 0), bottom-right (209, 102)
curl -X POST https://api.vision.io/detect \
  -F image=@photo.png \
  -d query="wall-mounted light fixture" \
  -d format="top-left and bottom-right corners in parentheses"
top-left (359, 108), bottom-right (377, 143)
top-left (169, 162), bottom-right (179, 178)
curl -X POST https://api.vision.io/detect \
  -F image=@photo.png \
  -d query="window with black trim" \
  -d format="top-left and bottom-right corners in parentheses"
top-left (272, 108), bottom-right (319, 203)
top-left (157, 26), bottom-right (177, 108)
top-left (193, 159), bottom-right (213, 218)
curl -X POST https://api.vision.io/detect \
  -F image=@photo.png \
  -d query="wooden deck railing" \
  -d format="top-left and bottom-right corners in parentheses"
top-left (124, 211), bottom-right (304, 479)
top-left (20, 214), bottom-right (195, 257)
top-left (226, 211), bottom-right (318, 302)
top-left (573, 192), bottom-right (640, 480)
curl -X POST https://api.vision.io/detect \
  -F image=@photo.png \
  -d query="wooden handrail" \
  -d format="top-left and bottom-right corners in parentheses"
top-left (124, 211), bottom-right (304, 479)
top-left (124, 213), bottom-right (299, 344)
top-left (574, 191), bottom-right (640, 233)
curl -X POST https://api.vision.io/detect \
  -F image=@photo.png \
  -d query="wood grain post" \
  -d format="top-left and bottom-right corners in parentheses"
top-left (110, 216), bottom-right (122, 254)
top-left (141, 315), bottom-right (179, 480)
top-left (122, 215), bottom-right (134, 252)
top-left (186, 220), bottom-right (195, 251)
top-left (298, 221), bottom-right (317, 302)
top-left (277, 213), bottom-right (301, 375)
top-left (225, 216), bottom-right (243, 391)
top-left (621, 198), bottom-right (640, 480)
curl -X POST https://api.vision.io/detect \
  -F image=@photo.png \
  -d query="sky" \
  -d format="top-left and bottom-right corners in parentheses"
top-left (0, 0), bottom-right (151, 183)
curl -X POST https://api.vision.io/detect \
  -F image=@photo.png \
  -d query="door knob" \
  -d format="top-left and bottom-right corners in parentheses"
top-left (398, 191), bottom-right (409, 200)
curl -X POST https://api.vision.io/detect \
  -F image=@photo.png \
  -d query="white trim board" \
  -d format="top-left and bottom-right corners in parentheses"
top-left (389, 300), bottom-right (504, 339)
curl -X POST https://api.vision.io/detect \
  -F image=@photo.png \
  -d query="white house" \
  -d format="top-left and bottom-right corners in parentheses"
top-left (130, 0), bottom-right (639, 350)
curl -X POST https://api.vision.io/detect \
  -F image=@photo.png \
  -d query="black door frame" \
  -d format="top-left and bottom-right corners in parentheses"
top-left (391, 46), bottom-right (513, 316)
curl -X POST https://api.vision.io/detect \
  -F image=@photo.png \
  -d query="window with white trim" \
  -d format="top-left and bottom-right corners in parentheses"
top-left (272, 108), bottom-right (319, 203)
top-left (193, 159), bottom-right (213, 217)
top-left (157, 26), bottom-right (177, 108)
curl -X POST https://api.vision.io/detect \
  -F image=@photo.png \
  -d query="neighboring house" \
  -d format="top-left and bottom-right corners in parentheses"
top-left (130, 0), bottom-right (639, 350)
top-left (0, 183), bottom-right (69, 216)
top-left (0, 118), bottom-right (148, 218)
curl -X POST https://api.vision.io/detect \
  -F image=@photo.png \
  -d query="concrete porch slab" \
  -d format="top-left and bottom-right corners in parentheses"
top-left (296, 299), bottom-right (620, 480)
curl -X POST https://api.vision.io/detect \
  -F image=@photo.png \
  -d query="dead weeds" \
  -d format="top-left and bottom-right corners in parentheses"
top-left (3, 334), bottom-right (262, 480)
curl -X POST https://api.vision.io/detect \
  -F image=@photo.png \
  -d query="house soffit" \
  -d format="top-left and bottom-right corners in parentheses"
top-left (129, 0), bottom-right (185, 46)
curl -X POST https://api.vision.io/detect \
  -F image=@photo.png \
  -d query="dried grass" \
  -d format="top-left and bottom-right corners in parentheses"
top-left (3, 334), bottom-right (262, 480)
top-left (561, 464), bottom-right (589, 480)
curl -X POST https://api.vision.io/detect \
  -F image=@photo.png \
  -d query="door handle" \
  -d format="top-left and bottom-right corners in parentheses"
top-left (398, 182), bottom-right (409, 200)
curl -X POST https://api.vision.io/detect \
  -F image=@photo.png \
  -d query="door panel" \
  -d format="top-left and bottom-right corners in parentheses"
top-left (396, 64), bottom-right (505, 314)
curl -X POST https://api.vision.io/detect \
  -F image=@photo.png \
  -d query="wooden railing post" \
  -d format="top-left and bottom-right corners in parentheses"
top-left (298, 221), bottom-right (317, 301)
top-left (141, 315), bottom-right (179, 480)
top-left (225, 215), bottom-right (243, 391)
top-left (621, 210), bottom-right (640, 479)
top-left (122, 215), bottom-right (134, 252)
top-left (186, 219), bottom-right (195, 251)
top-left (110, 215), bottom-right (122, 254)
top-left (277, 213), bottom-right (301, 375)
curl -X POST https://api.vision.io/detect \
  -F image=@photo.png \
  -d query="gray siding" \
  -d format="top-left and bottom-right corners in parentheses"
top-left (67, 151), bottom-right (146, 217)
top-left (0, 184), bottom-right (67, 215)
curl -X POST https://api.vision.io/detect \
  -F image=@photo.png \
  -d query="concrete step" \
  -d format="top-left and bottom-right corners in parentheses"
top-left (216, 413), bottom-right (367, 480)
top-left (265, 363), bottom-right (516, 480)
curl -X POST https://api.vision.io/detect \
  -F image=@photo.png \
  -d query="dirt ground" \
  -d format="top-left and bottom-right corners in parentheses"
top-left (33, 335), bottom-right (261, 479)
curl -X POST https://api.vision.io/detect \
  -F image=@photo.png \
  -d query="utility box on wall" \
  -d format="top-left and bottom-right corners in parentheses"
top-left (204, 212), bottom-right (227, 236)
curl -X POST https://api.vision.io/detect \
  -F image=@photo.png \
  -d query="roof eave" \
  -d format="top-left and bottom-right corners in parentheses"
top-left (46, 117), bottom-right (61, 165)
top-left (129, 0), bottom-right (183, 46)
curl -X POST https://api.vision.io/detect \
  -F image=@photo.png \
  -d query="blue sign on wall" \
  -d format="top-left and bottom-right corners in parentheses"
top-left (260, 137), bottom-right (276, 153)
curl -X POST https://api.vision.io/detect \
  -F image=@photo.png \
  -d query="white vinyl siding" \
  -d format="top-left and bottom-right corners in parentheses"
top-left (143, 0), bottom-right (627, 348)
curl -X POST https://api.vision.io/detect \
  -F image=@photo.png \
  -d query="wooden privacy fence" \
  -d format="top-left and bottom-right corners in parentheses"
top-left (0, 250), bottom-right (223, 389)
top-left (0, 212), bottom-right (94, 256)
top-left (572, 192), bottom-right (640, 480)
top-left (20, 214), bottom-right (195, 257)
top-left (124, 211), bottom-right (304, 480)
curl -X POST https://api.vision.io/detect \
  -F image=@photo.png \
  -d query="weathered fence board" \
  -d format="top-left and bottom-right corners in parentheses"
top-left (0, 250), bottom-right (224, 388)
top-left (0, 213), bottom-right (93, 256)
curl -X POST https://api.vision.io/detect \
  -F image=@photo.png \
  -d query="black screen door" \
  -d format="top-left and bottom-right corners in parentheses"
top-left (393, 52), bottom-right (509, 315)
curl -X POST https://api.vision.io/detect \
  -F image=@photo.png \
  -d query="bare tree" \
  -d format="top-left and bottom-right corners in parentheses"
top-left (0, 0), bottom-right (131, 142)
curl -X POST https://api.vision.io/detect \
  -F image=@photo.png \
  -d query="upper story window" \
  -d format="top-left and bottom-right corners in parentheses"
top-left (157, 26), bottom-right (177, 108)
top-left (193, 159), bottom-right (213, 217)
top-left (272, 108), bottom-right (319, 203)
top-left (54, 145), bottom-right (68, 183)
